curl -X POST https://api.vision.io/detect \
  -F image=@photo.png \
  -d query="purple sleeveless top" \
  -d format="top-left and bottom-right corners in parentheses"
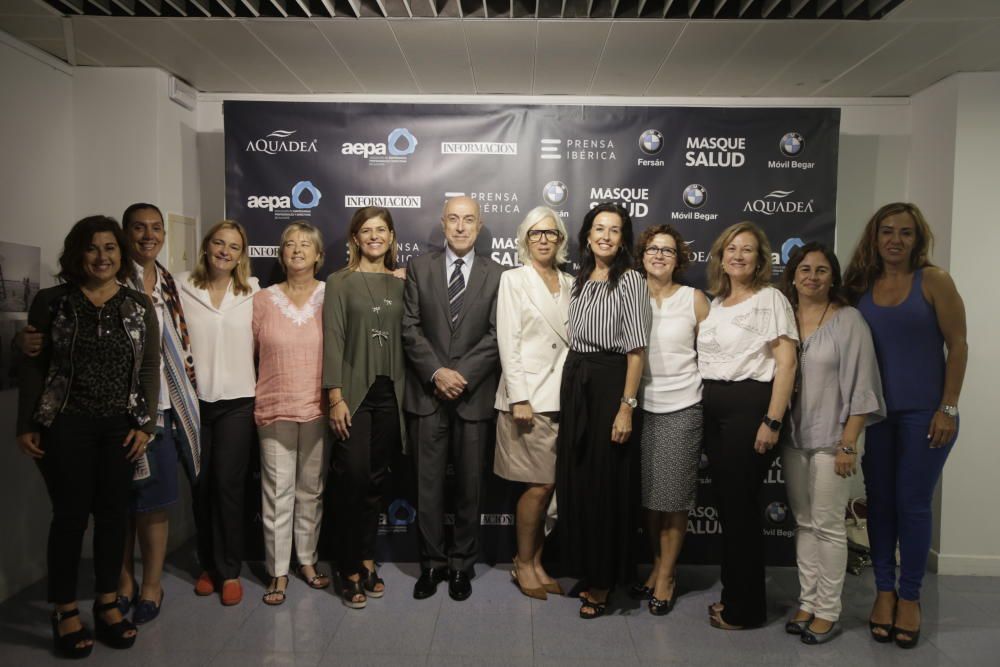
top-left (857, 269), bottom-right (944, 412)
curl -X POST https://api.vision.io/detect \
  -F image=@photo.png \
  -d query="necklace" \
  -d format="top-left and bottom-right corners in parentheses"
top-left (359, 270), bottom-right (392, 348)
top-left (796, 300), bottom-right (831, 340)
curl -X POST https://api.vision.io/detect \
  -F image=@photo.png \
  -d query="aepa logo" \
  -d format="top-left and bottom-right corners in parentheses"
top-left (781, 237), bottom-right (805, 264)
top-left (342, 128), bottom-right (418, 163)
top-left (247, 180), bottom-right (322, 216)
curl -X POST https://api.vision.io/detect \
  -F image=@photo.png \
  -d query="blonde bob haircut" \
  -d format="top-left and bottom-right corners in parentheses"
top-left (278, 220), bottom-right (325, 275)
top-left (190, 220), bottom-right (254, 296)
top-left (706, 221), bottom-right (773, 298)
top-left (515, 206), bottom-right (569, 266)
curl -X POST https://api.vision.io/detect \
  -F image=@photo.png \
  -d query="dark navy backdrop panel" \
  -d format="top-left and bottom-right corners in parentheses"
top-left (225, 101), bottom-right (840, 566)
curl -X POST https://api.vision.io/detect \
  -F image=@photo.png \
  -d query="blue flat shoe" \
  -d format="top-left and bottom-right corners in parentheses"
top-left (115, 577), bottom-right (138, 615)
top-left (133, 588), bottom-right (164, 625)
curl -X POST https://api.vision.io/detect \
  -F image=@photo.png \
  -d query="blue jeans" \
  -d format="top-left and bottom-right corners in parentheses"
top-left (862, 410), bottom-right (956, 601)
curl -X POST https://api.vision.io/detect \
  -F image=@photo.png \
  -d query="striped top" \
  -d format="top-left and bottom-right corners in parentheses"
top-left (568, 270), bottom-right (651, 354)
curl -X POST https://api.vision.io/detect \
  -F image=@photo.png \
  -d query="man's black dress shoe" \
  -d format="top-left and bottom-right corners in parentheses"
top-left (448, 569), bottom-right (472, 601)
top-left (413, 568), bottom-right (447, 600)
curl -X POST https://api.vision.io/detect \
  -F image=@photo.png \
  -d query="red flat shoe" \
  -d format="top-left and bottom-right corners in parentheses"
top-left (194, 571), bottom-right (215, 596)
top-left (221, 579), bottom-right (243, 606)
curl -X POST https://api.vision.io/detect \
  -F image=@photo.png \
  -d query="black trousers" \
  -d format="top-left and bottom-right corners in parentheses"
top-left (37, 413), bottom-right (133, 604)
top-left (194, 397), bottom-right (254, 580)
top-left (408, 407), bottom-right (491, 573)
top-left (332, 376), bottom-right (399, 579)
top-left (702, 379), bottom-right (779, 627)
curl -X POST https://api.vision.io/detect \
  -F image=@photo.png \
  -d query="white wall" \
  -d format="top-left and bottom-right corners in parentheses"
top-left (0, 43), bottom-right (201, 600)
top-left (934, 72), bottom-right (1000, 575)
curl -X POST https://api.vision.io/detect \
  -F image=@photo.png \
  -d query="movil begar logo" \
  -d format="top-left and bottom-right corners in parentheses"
top-left (246, 130), bottom-right (318, 155)
top-left (743, 190), bottom-right (814, 216)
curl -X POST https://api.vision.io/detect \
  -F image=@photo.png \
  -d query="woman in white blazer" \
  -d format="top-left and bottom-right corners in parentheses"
top-left (495, 206), bottom-right (573, 601)
top-left (176, 220), bottom-right (260, 606)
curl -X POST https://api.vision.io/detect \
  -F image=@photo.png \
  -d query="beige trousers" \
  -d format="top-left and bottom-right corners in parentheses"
top-left (259, 418), bottom-right (329, 577)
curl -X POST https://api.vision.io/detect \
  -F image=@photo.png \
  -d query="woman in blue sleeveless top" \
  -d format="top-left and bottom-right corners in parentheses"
top-left (844, 202), bottom-right (968, 649)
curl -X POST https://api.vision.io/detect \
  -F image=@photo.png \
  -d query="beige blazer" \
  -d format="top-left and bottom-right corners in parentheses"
top-left (494, 265), bottom-right (572, 413)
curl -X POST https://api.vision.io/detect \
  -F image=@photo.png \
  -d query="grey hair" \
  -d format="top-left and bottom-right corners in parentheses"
top-left (516, 206), bottom-right (569, 266)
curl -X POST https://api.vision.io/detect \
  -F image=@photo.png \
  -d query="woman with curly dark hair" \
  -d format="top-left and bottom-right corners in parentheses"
top-left (555, 202), bottom-right (651, 619)
top-left (17, 216), bottom-right (159, 658)
top-left (844, 203), bottom-right (967, 649)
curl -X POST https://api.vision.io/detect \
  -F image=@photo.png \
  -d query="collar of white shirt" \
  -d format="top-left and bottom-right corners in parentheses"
top-left (445, 245), bottom-right (475, 275)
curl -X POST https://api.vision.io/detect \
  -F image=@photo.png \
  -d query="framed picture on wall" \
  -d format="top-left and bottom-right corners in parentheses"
top-left (0, 241), bottom-right (41, 313)
top-left (0, 312), bottom-right (28, 392)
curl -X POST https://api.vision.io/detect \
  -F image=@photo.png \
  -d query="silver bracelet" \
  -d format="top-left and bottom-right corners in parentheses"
top-left (840, 445), bottom-right (857, 455)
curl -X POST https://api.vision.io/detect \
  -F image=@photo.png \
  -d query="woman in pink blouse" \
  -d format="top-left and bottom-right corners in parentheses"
top-left (252, 221), bottom-right (329, 605)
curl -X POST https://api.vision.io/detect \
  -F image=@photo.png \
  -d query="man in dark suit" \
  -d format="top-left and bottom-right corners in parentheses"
top-left (402, 196), bottom-right (504, 601)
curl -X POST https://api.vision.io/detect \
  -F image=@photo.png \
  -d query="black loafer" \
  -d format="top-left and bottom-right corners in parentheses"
top-left (448, 569), bottom-right (472, 601)
top-left (413, 567), bottom-right (447, 600)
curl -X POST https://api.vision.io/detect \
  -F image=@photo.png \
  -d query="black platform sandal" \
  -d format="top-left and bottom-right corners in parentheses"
top-left (92, 599), bottom-right (137, 649)
top-left (341, 578), bottom-right (367, 610)
top-left (51, 608), bottom-right (93, 659)
top-left (648, 595), bottom-right (675, 616)
top-left (579, 595), bottom-right (607, 620)
top-left (893, 602), bottom-right (921, 649)
top-left (362, 566), bottom-right (385, 598)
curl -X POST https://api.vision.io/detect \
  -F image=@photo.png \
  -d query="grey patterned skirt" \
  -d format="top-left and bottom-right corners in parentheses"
top-left (639, 403), bottom-right (704, 512)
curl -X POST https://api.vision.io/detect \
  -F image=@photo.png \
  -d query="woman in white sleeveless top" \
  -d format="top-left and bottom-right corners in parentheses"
top-left (632, 225), bottom-right (709, 615)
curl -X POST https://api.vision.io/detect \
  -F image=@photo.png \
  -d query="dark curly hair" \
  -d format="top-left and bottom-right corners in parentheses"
top-left (58, 215), bottom-right (133, 286)
top-left (780, 242), bottom-right (848, 310)
top-left (573, 202), bottom-right (635, 298)
top-left (634, 224), bottom-right (691, 281)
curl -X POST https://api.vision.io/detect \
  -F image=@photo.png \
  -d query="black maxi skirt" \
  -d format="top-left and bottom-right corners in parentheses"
top-left (554, 350), bottom-right (637, 590)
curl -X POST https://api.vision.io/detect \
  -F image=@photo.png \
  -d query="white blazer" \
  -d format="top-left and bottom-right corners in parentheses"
top-left (494, 265), bottom-right (572, 413)
top-left (176, 271), bottom-right (260, 402)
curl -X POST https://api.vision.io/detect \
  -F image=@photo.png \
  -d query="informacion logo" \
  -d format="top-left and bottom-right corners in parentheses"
top-left (344, 195), bottom-right (422, 209)
top-left (246, 180), bottom-right (322, 219)
top-left (248, 245), bottom-right (280, 258)
top-left (781, 237), bottom-right (805, 264)
top-left (639, 129), bottom-right (663, 155)
top-left (542, 181), bottom-right (568, 207)
top-left (245, 129), bottom-right (318, 155)
top-left (780, 132), bottom-right (804, 157)
top-left (682, 184), bottom-right (707, 209)
top-left (441, 142), bottom-right (518, 156)
top-left (743, 190), bottom-right (815, 216)
top-left (342, 128), bottom-right (418, 164)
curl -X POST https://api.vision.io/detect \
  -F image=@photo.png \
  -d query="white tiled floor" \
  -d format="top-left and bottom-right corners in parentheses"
top-left (2, 557), bottom-right (999, 666)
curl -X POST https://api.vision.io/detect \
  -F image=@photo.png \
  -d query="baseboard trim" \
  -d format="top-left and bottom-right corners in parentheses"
top-left (930, 550), bottom-right (1000, 576)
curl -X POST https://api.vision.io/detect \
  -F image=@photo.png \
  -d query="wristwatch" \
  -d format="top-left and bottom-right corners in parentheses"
top-left (939, 404), bottom-right (958, 418)
top-left (621, 396), bottom-right (638, 409)
top-left (761, 415), bottom-right (782, 432)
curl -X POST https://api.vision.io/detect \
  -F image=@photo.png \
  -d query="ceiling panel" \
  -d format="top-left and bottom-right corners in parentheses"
top-left (874, 20), bottom-right (1000, 95)
top-left (243, 19), bottom-right (362, 93)
top-left (816, 19), bottom-right (986, 96)
top-left (699, 21), bottom-right (836, 96)
top-left (0, 0), bottom-right (62, 16)
top-left (70, 17), bottom-right (164, 67)
top-left (533, 20), bottom-right (611, 95)
top-left (171, 19), bottom-right (310, 93)
top-left (94, 18), bottom-right (254, 92)
top-left (754, 20), bottom-right (906, 96)
top-left (886, 0), bottom-right (1000, 21)
top-left (589, 20), bottom-right (685, 96)
top-left (22, 37), bottom-right (66, 60)
top-left (0, 15), bottom-right (63, 40)
top-left (645, 21), bottom-right (756, 96)
top-left (314, 19), bottom-right (419, 93)
top-left (390, 19), bottom-right (476, 94)
top-left (464, 20), bottom-right (536, 94)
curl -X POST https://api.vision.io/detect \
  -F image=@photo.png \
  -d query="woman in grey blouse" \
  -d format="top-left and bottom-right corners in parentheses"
top-left (780, 243), bottom-right (885, 645)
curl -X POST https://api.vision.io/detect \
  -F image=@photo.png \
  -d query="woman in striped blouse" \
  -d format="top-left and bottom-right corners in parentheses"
top-left (555, 202), bottom-right (652, 620)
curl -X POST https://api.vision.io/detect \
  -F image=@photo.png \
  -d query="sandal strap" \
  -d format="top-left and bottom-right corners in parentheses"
top-left (93, 600), bottom-right (119, 614)
top-left (53, 608), bottom-right (81, 621)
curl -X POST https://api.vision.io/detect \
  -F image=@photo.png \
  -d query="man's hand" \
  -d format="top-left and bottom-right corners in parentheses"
top-left (433, 368), bottom-right (467, 400)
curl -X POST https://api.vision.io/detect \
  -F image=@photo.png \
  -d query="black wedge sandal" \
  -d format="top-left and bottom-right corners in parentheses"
top-left (362, 566), bottom-right (385, 598)
top-left (51, 608), bottom-right (93, 659)
top-left (341, 578), bottom-right (367, 610)
top-left (93, 598), bottom-right (137, 649)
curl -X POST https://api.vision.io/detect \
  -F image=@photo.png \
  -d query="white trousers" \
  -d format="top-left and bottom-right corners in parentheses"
top-left (259, 418), bottom-right (329, 577)
top-left (782, 447), bottom-right (851, 621)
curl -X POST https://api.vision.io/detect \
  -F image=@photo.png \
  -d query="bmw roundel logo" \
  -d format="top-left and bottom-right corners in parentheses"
top-left (683, 184), bottom-right (707, 209)
top-left (781, 237), bottom-right (805, 264)
top-left (780, 132), bottom-right (804, 157)
top-left (765, 501), bottom-right (788, 525)
top-left (639, 129), bottom-right (663, 155)
top-left (542, 181), bottom-right (568, 207)
top-left (291, 180), bottom-right (322, 209)
top-left (387, 128), bottom-right (418, 156)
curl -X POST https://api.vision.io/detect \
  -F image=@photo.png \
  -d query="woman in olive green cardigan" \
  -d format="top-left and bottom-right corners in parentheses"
top-left (323, 206), bottom-right (406, 609)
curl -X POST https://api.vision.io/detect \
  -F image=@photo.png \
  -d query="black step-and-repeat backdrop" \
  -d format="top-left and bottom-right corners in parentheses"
top-left (225, 101), bottom-right (840, 567)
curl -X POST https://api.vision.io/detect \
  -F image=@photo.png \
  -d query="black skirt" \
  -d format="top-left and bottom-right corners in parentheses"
top-left (554, 350), bottom-right (637, 590)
